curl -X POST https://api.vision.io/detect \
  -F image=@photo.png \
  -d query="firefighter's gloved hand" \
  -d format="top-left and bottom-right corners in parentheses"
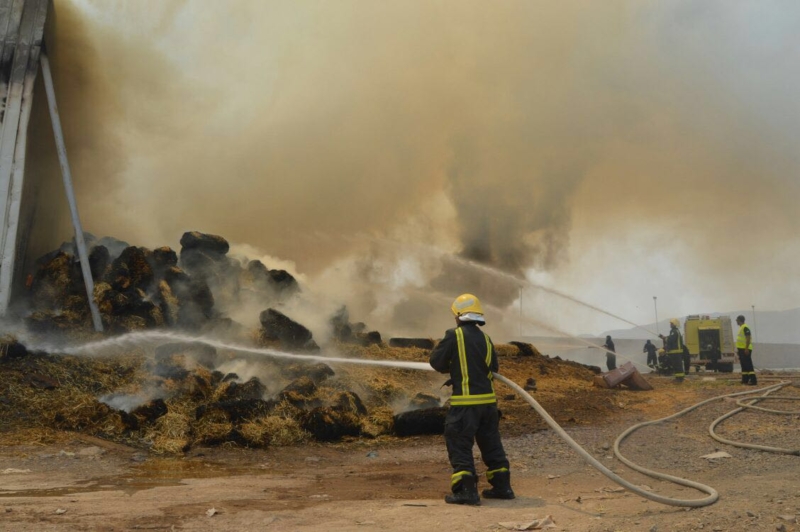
top-left (441, 379), bottom-right (453, 388)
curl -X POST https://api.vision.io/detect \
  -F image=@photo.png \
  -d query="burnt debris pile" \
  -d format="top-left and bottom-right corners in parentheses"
top-left (0, 335), bottom-right (445, 453)
top-left (23, 231), bottom-right (298, 336)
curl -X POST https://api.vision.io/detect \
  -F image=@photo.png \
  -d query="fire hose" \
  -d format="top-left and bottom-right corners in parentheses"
top-left (41, 332), bottom-right (797, 508)
top-left (495, 374), bottom-right (796, 507)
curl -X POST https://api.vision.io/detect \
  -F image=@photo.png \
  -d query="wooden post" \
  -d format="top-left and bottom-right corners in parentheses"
top-left (40, 50), bottom-right (103, 332)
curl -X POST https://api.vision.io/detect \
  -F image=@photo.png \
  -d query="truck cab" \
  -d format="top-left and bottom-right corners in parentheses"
top-left (683, 315), bottom-right (735, 373)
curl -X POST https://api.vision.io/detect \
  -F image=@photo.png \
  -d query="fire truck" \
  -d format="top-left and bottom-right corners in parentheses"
top-left (683, 315), bottom-right (736, 373)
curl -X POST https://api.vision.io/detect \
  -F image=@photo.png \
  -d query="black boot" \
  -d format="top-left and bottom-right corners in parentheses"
top-left (445, 474), bottom-right (480, 506)
top-left (482, 470), bottom-right (515, 500)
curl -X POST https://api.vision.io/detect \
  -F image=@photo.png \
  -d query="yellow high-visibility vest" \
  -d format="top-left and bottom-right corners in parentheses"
top-left (736, 323), bottom-right (753, 350)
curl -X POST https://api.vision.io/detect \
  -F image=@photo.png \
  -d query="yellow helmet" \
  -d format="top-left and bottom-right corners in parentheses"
top-left (670, 318), bottom-right (680, 328)
top-left (451, 293), bottom-right (484, 319)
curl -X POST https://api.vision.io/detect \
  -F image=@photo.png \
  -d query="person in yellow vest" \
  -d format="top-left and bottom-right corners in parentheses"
top-left (659, 318), bottom-right (685, 382)
top-left (735, 315), bottom-right (756, 385)
top-left (430, 293), bottom-right (514, 505)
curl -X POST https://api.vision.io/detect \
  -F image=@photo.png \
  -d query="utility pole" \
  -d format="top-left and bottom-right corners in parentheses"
top-left (751, 304), bottom-right (757, 343)
top-left (653, 296), bottom-right (659, 336)
top-left (518, 287), bottom-right (522, 337)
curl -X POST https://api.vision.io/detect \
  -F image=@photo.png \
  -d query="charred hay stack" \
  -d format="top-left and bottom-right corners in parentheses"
top-left (2, 231), bottom-right (617, 453)
top-left (0, 332), bottom-right (611, 452)
top-left (23, 232), bottom-right (298, 338)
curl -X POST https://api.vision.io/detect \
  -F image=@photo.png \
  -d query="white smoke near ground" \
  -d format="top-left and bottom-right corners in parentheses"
top-left (27, 1), bottom-right (800, 339)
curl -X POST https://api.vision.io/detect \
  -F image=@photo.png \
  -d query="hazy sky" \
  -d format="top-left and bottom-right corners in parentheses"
top-left (38, 0), bottom-right (800, 339)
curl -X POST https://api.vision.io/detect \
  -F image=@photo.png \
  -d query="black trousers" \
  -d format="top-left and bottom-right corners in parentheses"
top-left (606, 354), bottom-right (617, 371)
top-left (668, 353), bottom-right (684, 377)
top-left (444, 404), bottom-right (509, 480)
top-left (646, 351), bottom-right (657, 367)
top-left (738, 348), bottom-right (756, 384)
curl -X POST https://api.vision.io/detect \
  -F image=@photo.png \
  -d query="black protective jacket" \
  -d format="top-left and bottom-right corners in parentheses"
top-left (430, 323), bottom-right (497, 406)
top-left (665, 327), bottom-right (684, 354)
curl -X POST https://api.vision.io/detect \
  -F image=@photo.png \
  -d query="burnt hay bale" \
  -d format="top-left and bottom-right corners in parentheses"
top-left (247, 260), bottom-right (300, 298)
top-left (153, 362), bottom-right (190, 381)
top-left (389, 338), bottom-right (435, 350)
top-left (196, 428), bottom-right (248, 447)
top-left (407, 393), bottom-right (441, 410)
top-left (89, 245), bottom-right (110, 279)
top-left (31, 251), bottom-right (80, 309)
top-left (332, 391), bottom-right (367, 416)
top-left (163, 267), bottom-right (215, 329)
top-left (279, 390), bottom-right (322, 410)
top-left (219, 377), bottom-right (267, 401)
top-left (279, 376), bottom-right (317, 397)
top-left (196, 399), bottom-right (276, 423)
top-left (283, 362), bottom-right (334, 384)
top-left (150, 246), bottom-right (178, 271)
top-left (131, 398), bottom-right (168, 424)
top-left (180, 231), bottom-right (230, 255)
top-left (509, 341), bottom-right (542, 357)
top-left (259, 308), bottom-right (318, 351)
top-left (356, 330), bottom-right (383, 347)
top-left (300, 407), bottom-right (361, 442)
top-left (107, 246), bottom-right (154, 292)
top-left (393, 407), bottom-right (447, 436)
top-left (0, 337), bottom-right (28, 360)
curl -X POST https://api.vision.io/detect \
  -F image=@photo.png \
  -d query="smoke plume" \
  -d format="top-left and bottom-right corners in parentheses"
top-left (29, 1), bottom-right (800, 336)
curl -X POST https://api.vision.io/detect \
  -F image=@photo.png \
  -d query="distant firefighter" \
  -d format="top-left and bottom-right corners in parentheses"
top-left (659, 318), bottom-right (685, 382)
top-left (643, 339), bottom-right (658, 369)
top-left (602, 335), bottom-right (616, 371)
top-left (735, 315), bottom-right (756, 385)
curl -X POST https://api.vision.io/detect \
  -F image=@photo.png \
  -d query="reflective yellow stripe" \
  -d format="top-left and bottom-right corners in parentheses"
top-left (451, 393), bottom-right (497, 406)
top-left (484, 333), bottom-right (495, 393)
top-left (484, 333), bottom-right (493, 376)
top-left (486, 467), bottom-right (508, 480)
top-left (456, 327), bottom-right (469, 395)
top-left (451, 471), bottom-right (473, 486)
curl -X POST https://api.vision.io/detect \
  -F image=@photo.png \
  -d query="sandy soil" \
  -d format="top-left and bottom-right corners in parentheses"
top-left (1, 374), bottom-right (799, 532)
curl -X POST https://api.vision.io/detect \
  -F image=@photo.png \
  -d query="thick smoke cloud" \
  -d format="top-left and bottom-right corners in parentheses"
top-left (31, 1), bottom-right (800, 336)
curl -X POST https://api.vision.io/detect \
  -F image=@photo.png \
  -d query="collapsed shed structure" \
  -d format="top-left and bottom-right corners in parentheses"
top-left (0, 0), bottom-right (101, 329)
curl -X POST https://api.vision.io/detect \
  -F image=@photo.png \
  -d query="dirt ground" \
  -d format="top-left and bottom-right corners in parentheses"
top-left (1, 371), bottom-right (799, 532)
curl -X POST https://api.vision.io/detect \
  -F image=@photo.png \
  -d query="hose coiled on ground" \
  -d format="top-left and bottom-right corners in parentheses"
top-left (495, 374), bottom-right (796, 507)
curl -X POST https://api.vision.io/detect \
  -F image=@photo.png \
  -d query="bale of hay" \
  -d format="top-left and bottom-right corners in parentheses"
top-left (299, 407), bottom-right (361, 442)
top-left (146, 412), bottom-right (192, 454)
top-left (332, 391), bottom-right (367, 416)
top-left (393, 407), bottom-right (447, 436)
top-left (131, 398), bottom-right (168, 424)
top-left (389, 338), bottom-right (435, 350)
top-left (259, 308), bottom-right (319, 351)
top-left (280, 376), bottom-right (317, 397)
top-left (180, 231), bottom-right (230, 255)
top-left (407, 393), bottom-right (441, 410)
top-left (283, 362), bottom-right (334, 384)
top-left (196, 399), bottom-right (276, 423)
top-left (361, 406), bottom-right (395, 438)
top-left (240, 416), bottom-right (308, 447)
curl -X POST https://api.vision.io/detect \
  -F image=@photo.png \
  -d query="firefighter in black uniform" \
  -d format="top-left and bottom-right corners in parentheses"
top-left (659, 318), bottom-right (685, 382)
top-left (430, 293), bottom-right (514, 506)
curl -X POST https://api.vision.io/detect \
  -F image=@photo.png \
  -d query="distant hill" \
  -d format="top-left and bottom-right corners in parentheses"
top-left (601, 308), bottom-right (800, 344)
